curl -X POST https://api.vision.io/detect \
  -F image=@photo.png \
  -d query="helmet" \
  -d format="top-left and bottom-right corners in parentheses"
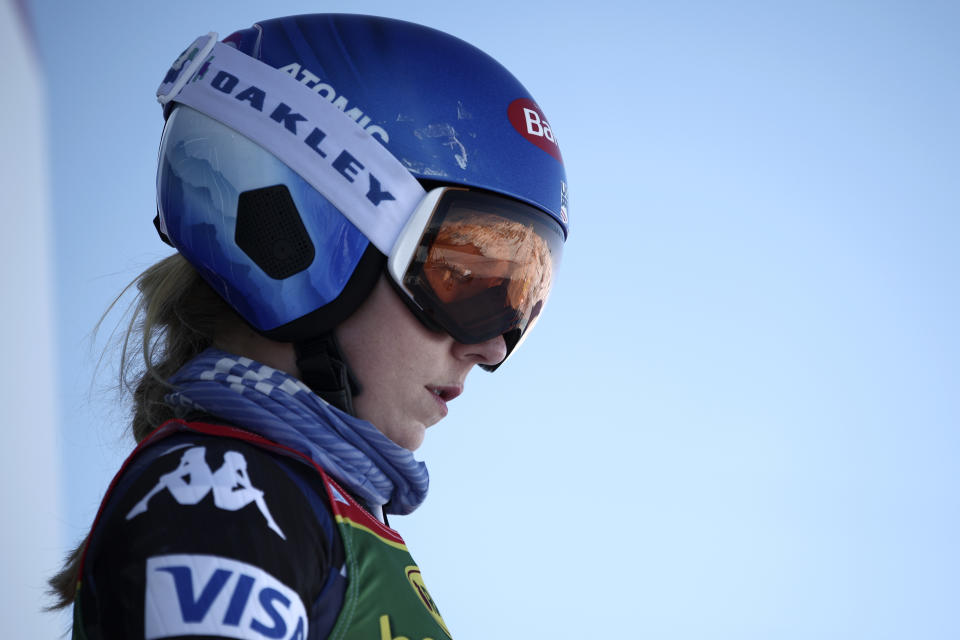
top-left (155, 14), bottom-right (568, 407)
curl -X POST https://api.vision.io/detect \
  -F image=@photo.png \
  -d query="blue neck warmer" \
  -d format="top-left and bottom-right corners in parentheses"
top-left (164, 348), bottom-right (429, 515)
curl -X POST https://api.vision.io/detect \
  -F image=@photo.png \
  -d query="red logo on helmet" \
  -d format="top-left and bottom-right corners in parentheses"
top-left (508, 99), bottom-right (562, 163)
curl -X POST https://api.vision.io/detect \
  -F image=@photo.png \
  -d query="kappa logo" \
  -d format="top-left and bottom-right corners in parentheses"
top-left (145, 554), bottom-right (307, 640)
top-left (127, 446), bottom-right (285, 539)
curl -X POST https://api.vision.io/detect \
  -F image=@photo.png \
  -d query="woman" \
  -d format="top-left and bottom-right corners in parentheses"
top-left (50, 13), bottom-right (568, 639)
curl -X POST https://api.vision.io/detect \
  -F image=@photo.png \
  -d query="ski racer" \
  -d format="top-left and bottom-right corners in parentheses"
top-left (50, 13), bottom-right (569, 639)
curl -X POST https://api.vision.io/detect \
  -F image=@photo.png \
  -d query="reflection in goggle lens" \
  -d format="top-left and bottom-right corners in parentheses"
top-left (404, 191), bottom-right (560, 347)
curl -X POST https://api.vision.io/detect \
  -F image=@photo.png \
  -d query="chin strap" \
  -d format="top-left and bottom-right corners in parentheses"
top-left (294, 333), bottom-right (362, 416)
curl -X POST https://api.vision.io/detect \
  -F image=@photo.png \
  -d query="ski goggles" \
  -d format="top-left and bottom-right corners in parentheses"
top-left (157, 35), bottom-right (565, 366)
top-left (387, 187), bottom-right (564, 367)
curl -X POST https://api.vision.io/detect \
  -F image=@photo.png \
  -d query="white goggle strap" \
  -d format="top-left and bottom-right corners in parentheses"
top-left (156, 34), bottom-right (426, 256)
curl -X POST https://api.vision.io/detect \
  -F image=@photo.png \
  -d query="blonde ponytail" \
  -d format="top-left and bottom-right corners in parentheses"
top-left (48, 253), bottom-right (233, 608)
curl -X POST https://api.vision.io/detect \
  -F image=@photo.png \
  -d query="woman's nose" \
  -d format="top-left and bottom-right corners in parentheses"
top-left (451, 334), bottom-right (508, 366)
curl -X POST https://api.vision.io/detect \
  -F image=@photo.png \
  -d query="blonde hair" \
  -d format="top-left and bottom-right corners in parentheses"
top-left (123, 253), bottom-right (233, 442)
top-left (48, 253), bottom-right (234, 608)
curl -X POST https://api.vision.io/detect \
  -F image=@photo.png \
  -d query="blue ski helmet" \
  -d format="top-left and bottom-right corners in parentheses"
top-left (156, 14), bottom-right (568, 347)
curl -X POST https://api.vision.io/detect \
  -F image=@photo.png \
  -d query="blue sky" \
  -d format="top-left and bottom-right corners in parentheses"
top-left (29, 1), bottom-right (960, 638)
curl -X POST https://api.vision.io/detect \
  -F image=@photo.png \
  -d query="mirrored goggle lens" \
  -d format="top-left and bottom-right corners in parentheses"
top-left (393, 188), bottom-right (563, 347)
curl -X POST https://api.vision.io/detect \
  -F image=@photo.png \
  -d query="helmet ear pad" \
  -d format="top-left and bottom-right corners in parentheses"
top-left (157, 106), bottom-right (384, 341)
top-left (261, 242), bottom-right (385, 342)
top-left (235, 185), bottom-right (317, 280)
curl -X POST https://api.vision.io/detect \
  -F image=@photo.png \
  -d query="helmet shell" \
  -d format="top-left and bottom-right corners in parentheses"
top-left (158, 106), bottom-right (372, 335)
top-left (225, 14), bottom-right (568, 230)
top-left (157, 14), bottom-right (568, 340)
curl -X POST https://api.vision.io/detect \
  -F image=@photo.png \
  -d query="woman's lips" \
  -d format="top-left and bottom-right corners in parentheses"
top-left (426, 385), bottom-right (463, 417)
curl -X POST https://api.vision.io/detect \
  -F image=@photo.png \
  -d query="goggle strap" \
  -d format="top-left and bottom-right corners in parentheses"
top-left (156, 34), bottom-right (426, 256)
